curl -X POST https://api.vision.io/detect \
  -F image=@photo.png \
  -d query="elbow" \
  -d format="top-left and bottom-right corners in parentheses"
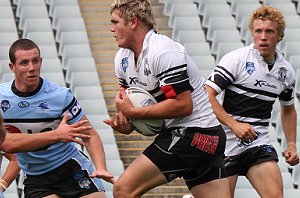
top-left (179, 103), bottom-right (193, 117)
top-left (0, 144), bottom-right (15, 153)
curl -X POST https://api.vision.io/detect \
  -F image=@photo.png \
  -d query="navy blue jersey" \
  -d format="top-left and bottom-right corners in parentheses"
top-left (0, 78), bottom-right (84, 175)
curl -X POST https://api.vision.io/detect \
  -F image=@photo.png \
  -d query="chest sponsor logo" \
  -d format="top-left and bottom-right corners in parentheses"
top-left (38, 102), bottom-right (49, 111)
top-left (121, 57), bottom-right (128, 72)
top-left (1, 100), bottom-right (10, 112)
top-left (144, 58), bottom-right (151, 76)
top-left (129, 77), bottom-right (147, 86)
top-left (18, 101), bottom-right (30, 108)
top-left (245, 62), bottom-right (255, 75)
top-left (278, 68), bottom-right (287, 82)
top-left (254, 79), bottom-right (277, 89)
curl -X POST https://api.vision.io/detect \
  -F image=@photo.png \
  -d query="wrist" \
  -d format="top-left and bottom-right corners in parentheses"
top-left (288, 142), bottom-right (297, 150)
top-left (0, 179), bottom-right (7, 192)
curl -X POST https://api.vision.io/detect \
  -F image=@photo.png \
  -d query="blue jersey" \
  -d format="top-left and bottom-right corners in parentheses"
top-left (0, 78), bottom-right (84, 175)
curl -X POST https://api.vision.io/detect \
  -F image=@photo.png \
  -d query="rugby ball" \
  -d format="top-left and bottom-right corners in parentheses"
top-left (125, 87), bottom-right (163, 136)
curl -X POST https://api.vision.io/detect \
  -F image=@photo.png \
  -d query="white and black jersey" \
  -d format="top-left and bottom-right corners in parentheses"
top-left (205, 44), bottom-right (296, 156)
top-left (114, 29), bottom-right (219, 129)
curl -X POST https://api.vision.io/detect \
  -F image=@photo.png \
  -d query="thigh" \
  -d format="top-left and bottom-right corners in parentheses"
top-left (116, 154), bottom-right (167, 196)
top-left (190, 178), bottom-right (231, 198)
top-left (247, 161), bottom-right (283, 197)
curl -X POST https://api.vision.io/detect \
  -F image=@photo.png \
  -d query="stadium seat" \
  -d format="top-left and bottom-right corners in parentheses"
top-left (48, 0), bottom-right (79, 17)
top-left (206, 16), bottom-right (237, 42)
top-left (211, 30), bottom-right (241, 55)
top-left (175, 30), bottom-right (206, 44)
top-left (201, 4), bottom-right (232, 28)
top-left (283, 41), bottom-right (300, 61)
top-left (0, 7), bottom-right (15, 19)
top-left (234, 189), bottom-right (260, 198)
top-left (163, 0), bottom-right (194, 16)
top-left (79, 99), bottom-right (109, 115)
top-left (184, 42), bottom-right (211, 56)
top-left (262, 0), bottom-right (292, 4)
top-left (22, 18), bottom-right (53, 38)
top-left (216, 42), bottom-right (245, 63)
top-left (235, 3), bottom-right (261, 28)
top-left (55, 18), bottom-right (87, 43)
top-left (0, 46), bottom-right (10, 60)
top-left (172, 16), bottom-right (202, 40)
top-left (197, 0), bottom-right (227, 16)
top-left (26, 32), bottom-right (56, 46)
top-left (58, 31), bottom-right (90, 56)
top-left (41, 58), bottom-right (62, 73)
top-left (18, 6), bottom-right (49, 30)
top-left (285, 15), bottom-right (300, 29)
top-left (96, 128), bottom-right (117, 145)
top-left (39, 45), bottom-right (59, 59)
top-left (277, 29), bottom-right (300, 52)
top-left (52, 6), bottom-right (82, 30)
top-left (61, 44), bottom-right (93, 71)
top-left (40, 72), bottom-right (66, 87)
top-left (190, 55), bottom-right (216, 70)
top-left (15, 0), bottom-right (46, 18)
top-left (69, 72), bottom-right (101, 92)
top-left (230, 0), bottom-right (260, 16)
top-left (0, 32), bottom-right (18, 46)
top-left (0, 19), bottom-right (18, 33)
top-left (65, 58), bottom-right (97, 84)
top-left (269, 3), bottom-right (297, 15)
top-left (168, 3), bottom-right (198, 28)
top-left (0, 0), bottom-right (12, 6)
top-left (106, 159), bottom-right (125, 176)
top-left (74, 86), bottom-right (105, 101)
top-left (245, 31), bottom-right (254, 45)
top-left (288, 55), bottom-right (300, 70)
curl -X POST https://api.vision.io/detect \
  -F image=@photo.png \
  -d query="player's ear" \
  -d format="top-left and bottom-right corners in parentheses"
top-left (130, 16), bottom-right (138, 29)
top-left (8, 63), bottom-right (15, 73)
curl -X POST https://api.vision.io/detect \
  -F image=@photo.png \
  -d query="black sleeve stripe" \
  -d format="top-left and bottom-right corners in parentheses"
top-left (156, 64), bottom-right (187, 78)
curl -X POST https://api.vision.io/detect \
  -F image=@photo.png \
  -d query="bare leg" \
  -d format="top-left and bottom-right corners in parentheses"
top-left (113, 154), bottom-right (168, 198)
top-left (190, 178), bottom-right (231, 198)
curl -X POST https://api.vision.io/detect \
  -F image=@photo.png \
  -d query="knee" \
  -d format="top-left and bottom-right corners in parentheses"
top-left (113, 179), bottom-right (134, 198)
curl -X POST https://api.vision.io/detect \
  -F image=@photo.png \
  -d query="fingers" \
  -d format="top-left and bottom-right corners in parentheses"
top-left (71, 120), bottom-right (90, 128)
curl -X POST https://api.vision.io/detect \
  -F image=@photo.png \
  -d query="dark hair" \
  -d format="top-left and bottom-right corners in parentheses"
top-left (9, 39), bottom-right (40, 64)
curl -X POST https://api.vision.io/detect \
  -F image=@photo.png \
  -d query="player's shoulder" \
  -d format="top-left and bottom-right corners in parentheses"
top-left (0, 81), bottom-right (12, 95)
top-left (42, 78), bottom-right (70, 95)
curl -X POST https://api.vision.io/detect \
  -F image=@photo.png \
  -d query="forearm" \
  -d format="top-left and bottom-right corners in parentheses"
top-left (1, 162), bottom-right (20, 188)
top-left (84, 131), bottom-right (107, 170)
top-left (0, 132), bottom-right (59, 153)
top-left (281, 105), bottom-right (297, 144)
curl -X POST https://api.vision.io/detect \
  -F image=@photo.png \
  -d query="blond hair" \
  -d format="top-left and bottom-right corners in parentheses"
top-left (110, 0), bottom-right (157, 29)
top-left (249, 5), bottom-right (285, 41)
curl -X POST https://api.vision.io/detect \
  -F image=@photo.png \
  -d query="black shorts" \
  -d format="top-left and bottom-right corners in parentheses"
top-left (224, 144), bottom-right (279, 176)
top-left (143, 125), bottom-right (226, 189)
top-left (23, 153), bottom-right (104, 198)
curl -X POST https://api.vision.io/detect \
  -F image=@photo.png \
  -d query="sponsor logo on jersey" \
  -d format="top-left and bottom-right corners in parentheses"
top-left (18, 101), bottom-right (30, 108)
top-left (144, 58), bottom-right (151, 76)
top-left (254, 80), bottom-right (277, 89)
top-left (191, 132), bottom-right (219, 154)
top-left (245, 62), bottom-right (255, 75)
top-left (67, 100), bottom-right (82, 119)
top-left (38, 102), bottom-right (49, 110)
top-left (1, 100), bottom-right (10, 112)
top-left (129, 77), bottom-right (147, 86)
top-left (278, 68), bottom-right (287, 82)
top-left (121, 57), bottom-right (128, 72)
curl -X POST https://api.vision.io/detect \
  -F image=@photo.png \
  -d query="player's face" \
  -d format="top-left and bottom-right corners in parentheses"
top-left (110, 10), bottom-right (134, 48)
top-left (9, 48), bottom-right (42, 92)
top-left (252, 19), bottom-right (280, 62)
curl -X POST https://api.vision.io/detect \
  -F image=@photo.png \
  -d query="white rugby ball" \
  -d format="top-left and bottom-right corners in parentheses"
top-left (125, 87), bottom-right (163, 136)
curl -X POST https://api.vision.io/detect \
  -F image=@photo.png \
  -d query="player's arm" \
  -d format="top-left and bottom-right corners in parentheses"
top-left (281, 103), bottom-right (299, 166)
top-left (80, 115), bottom-right (114, 183)
top-left (116, 88), bottom-right (193, 120)
top-left (205, 85), bottom-right (256, 141)
top-left (0, 115), bottom-right (6, 146)
top-left (0, 114), bottom-right (92, 153)
top-left (0, 152), bottom-right (20, 192)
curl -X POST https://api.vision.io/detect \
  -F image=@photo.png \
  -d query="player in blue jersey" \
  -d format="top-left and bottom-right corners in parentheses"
top-left (0, 39), bottom-right (114, 198)
top-left (205, 6), bottom-right (299, 198)
top-left (104, 0), bottom-right (231, 197)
